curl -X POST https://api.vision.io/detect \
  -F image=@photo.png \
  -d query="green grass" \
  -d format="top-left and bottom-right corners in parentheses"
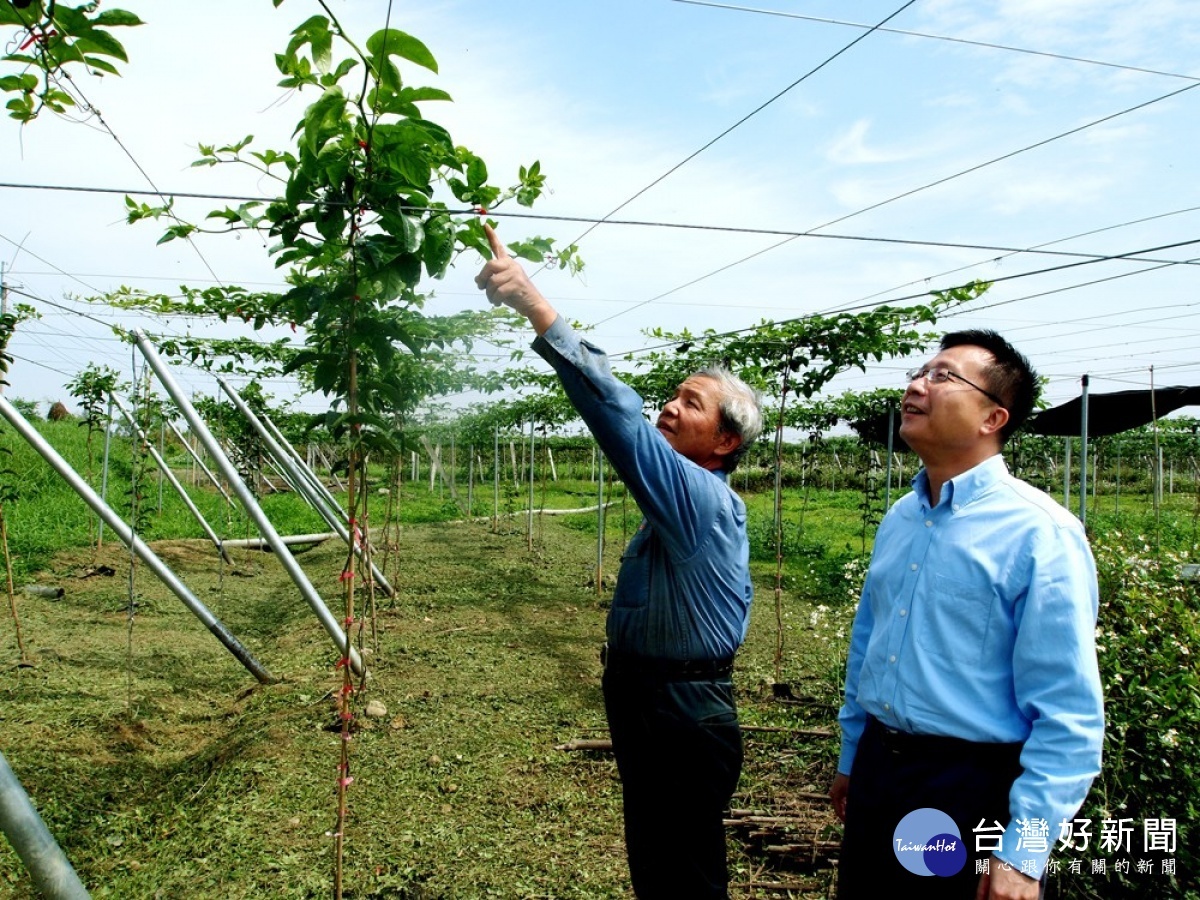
top-left (0, 515), bottom-right (846, 899)
top-left (0, 420), bottom-right (1195, 898)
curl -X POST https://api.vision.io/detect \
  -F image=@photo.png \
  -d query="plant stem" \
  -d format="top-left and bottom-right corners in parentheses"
top-left (0, 507), bottom-right (28, 663)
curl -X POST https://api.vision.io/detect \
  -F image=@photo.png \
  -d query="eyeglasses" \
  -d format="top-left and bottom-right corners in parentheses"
top-left (905, 366), bottom-right (1004, 406)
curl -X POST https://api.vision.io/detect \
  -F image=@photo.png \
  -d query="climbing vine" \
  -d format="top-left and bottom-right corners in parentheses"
top-left (0, 0), bottom-right (142, 122)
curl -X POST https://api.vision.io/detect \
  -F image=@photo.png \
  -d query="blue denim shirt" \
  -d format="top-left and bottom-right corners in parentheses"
top-left (837, 454), bottom-right (1104, 877)
top-left (533, 317), bottom-right (752, 661)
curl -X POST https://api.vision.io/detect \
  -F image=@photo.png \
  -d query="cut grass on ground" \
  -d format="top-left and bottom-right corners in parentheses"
top-left (0, 514), bottom-right (846, 899)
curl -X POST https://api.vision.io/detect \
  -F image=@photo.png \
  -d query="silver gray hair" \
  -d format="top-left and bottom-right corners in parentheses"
top-left (695, 365), bottom-right (763, 473)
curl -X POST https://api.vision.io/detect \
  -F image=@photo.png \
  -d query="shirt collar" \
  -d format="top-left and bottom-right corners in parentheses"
top-left (913, 453), bottom-right (1007, 510)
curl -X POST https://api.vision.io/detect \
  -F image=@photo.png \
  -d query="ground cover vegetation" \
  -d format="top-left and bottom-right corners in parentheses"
top-left (3, 4), bottom-right (1198, 896)
top-left (0, 417), bottom-right (1196, 898)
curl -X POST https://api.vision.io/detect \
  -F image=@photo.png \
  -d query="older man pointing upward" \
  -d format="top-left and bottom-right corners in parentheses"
top-left (476, 223), bottom-right (763, 899)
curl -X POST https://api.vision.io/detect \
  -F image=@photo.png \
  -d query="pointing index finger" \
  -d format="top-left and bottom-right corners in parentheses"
top-left (483, 222), bottom-right (509, 260)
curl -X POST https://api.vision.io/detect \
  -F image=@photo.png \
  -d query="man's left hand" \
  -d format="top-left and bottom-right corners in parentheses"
top-left (976, 858), bottom-right (1041, 900)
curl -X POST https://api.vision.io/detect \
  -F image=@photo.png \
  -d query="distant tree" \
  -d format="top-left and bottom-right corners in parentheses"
top-left (66, 362), bottom-right (122, 484)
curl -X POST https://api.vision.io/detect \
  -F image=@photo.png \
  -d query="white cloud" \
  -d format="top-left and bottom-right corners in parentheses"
top-left (825, 120), bottom-right (916, 165)
top-left (989, 174), bottom-right (1114, 216)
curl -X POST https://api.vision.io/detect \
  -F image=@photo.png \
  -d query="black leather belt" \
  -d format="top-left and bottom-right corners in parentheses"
top-left (867, 716), bottom-right (1022, 761)
top-left (600, 643), bottom-right (735, 681)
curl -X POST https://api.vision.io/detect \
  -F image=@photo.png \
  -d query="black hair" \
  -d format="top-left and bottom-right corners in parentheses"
top-left (940, 329), bottom-right (1038, 441)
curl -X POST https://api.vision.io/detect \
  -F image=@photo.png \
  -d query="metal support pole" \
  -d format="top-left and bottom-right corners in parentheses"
top-left (259, 411), bottom-right (340, 514)
top-left (467, 448), bottom-right (474, 516)
top-left (1063, 437), bottom-right (1071, 509)
top-left (1080, 375), bottom-right (1089, 527)
top-left (167, 419), bottom-right (232, 504)
top-left (0, 396), bottom-right (273, 684)
top-left (110, 394), bottom-right (231, 565)
top-left (0, 750), bottom-right (90, 900)
top-left (132, 332), bottom-right (363, 676)
top-left (217, 379), bottom-right (393, 597)
top-left (97, 397), bottom-right (114, 548)
top-left (157, 419), bottom-right (166, 513)
top-left (884, 402), bottom-right (895, 510)
top-left (527, 420), bottom-right (536, 550)
top-left (1115, 444), bottom-right (1121, 515)
top-left (595, 448), bottom-right (605, 596)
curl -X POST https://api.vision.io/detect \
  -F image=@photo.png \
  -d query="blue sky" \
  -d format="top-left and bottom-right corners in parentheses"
top-left (2, 0), bottom-right (1198, 417)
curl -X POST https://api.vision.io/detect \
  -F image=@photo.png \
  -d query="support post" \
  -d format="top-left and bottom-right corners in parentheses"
top-left (527, 420), bottom-right (536, 550)
top-left (97, 397), bottom-right (114, 548)
top-left (218, 379), bottom-right (394, 597)
top-left (0, 396), bottom-right (273, 684)
top-left (1079, 375), bottom-right (1089, 527)
top-left (596, 449), bottom-right (606, 596)
top-left (167, 419), bottom-right (231, 503)
top-left (884, 402), bottom-right (895, 511)
top-left (0, 751), bottom-right (90, 900)
top-left (132, 332), bottom-right (363, 676)
top-left (1063, 437), bottom-right (1071, 509)
top-left (110, 394), bottom-right (231, 565)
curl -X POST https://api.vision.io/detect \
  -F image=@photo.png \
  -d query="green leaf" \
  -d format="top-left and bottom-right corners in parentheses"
top-left (301, 86), bottom-right (346, 156)
top-left (72, 30), bottom-right (130, 62)
top-left (286, 15), bottom-right (334, 71)
top-left (0, 74), bottom-right (38, 93)
top-left (377, 212), bottom-right (423, 254)
top-left (217, 135), bottom-right (255, 154)
top-left (93, 10), bottom-right (146, 27)
top-left (456, 219), bottom-right (491, 258)
top-left (380, 255), bottom-right (423, 298)
top-left (0, 7), bottom-right (31, 27)
top-left (466, 155), bottom-right (487, 188)
top-left (366, 28), bottom-right (439, 74)
top-left (506, 238), bottom-right (554, 265)
top-left (396, 85), bottom-right (451, 104)
top-left (251, 148), bottom-right (294, 168)
top-left (321, 58), bottom-right (358, 87)
top-left (82, 57), bottom-right (120, 76)
top-left (422, 216), bottom-right (455, 279)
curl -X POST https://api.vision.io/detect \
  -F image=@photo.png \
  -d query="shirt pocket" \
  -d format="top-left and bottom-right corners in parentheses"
top-left (913, 572), bottom-right (995, 661)
top-left (612, 526), bottom-right (651, 610)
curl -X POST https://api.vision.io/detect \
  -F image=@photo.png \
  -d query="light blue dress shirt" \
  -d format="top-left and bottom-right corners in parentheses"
top-left (533, 317), bottom-right (752, 661)
top-left (837, 454), bottom-right (1104, 877)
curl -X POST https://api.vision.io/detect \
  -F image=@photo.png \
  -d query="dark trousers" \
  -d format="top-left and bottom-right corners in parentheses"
top-left (837, 716), bottom-right (1025, 899)
top-left (602, 670), bottom-right (743, 900)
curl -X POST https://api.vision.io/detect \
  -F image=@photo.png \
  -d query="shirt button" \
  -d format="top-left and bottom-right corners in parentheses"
top-left (952, 503), bottom-right (961, 511)
top-left (889, 655), bottom-right (897, 663)
top-left (910, 563), bottom-right (918, 571)
top-left (883, 703), bottom-right (891, 711)
top-left (899, 609), bottom-right (908, 617)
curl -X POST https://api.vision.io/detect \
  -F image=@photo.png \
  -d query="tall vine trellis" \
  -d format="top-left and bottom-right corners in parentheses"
top-left (6, 1), bottom-right (575, 895)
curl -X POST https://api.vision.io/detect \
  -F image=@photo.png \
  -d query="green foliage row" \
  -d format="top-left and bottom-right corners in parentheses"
top-left (0, 419), bottom-right (328, 579)
top-left (1075, 533), bottom-right (1199, 899)
top-left (834, 521), bottom-right (1199, 900)
top-left (1, 414), bottom-right (1197, 898)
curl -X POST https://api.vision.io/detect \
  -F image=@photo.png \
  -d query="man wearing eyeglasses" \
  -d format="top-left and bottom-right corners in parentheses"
top-left (829, 330), bottom-right (1104, 899)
